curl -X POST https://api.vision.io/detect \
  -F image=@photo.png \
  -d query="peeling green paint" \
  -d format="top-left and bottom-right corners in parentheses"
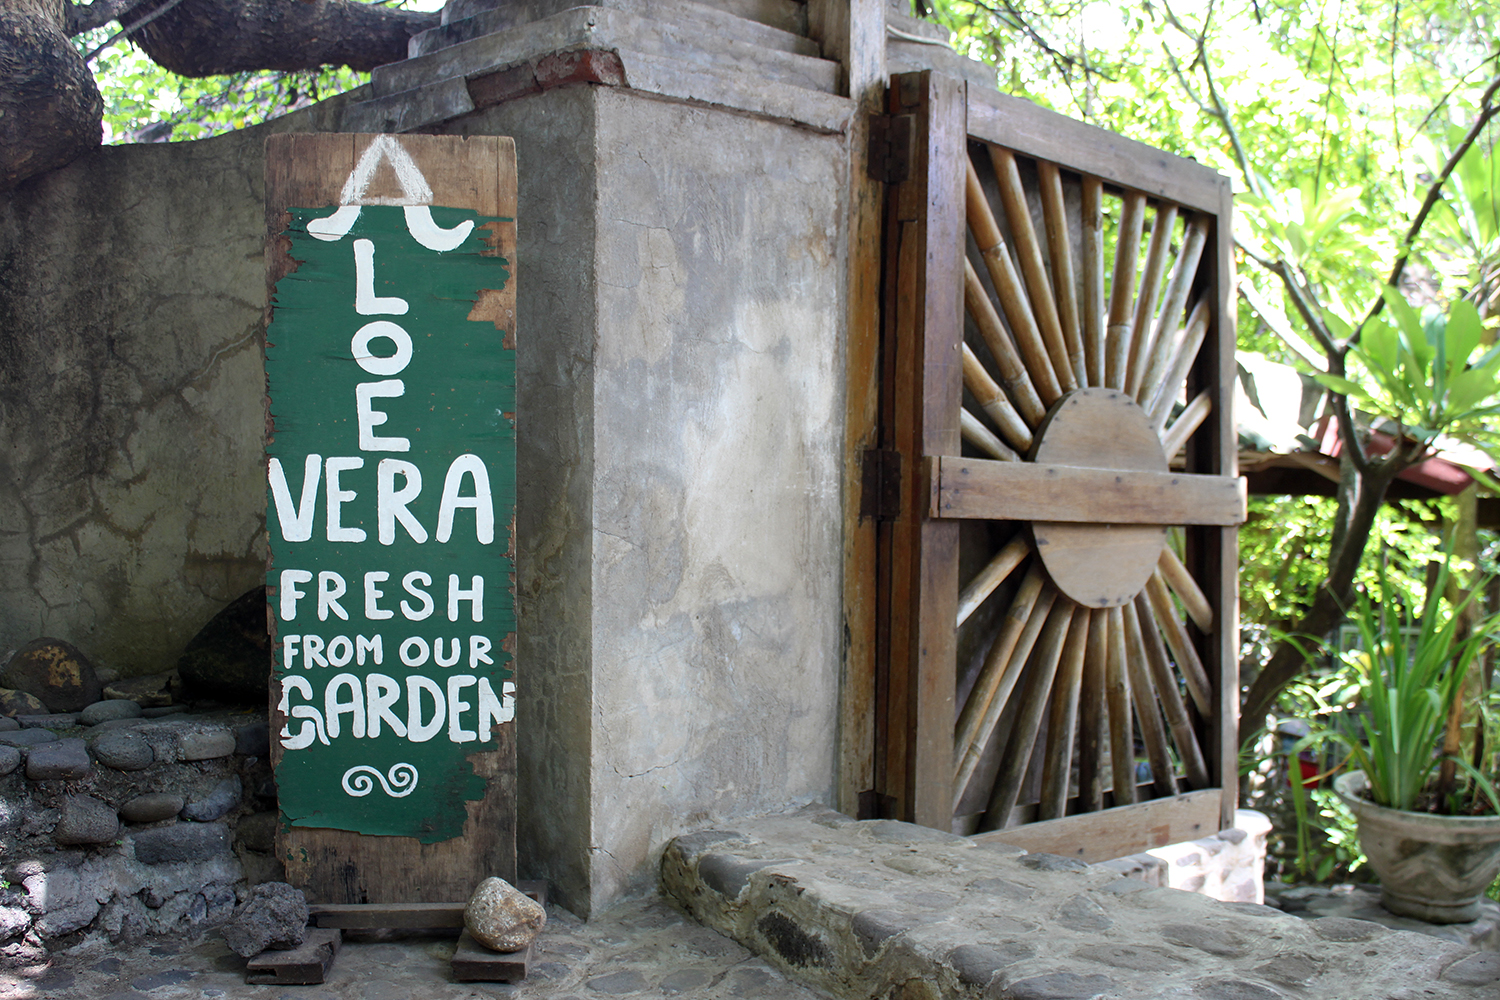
top-left (266, 205), bottom-right (514, 845)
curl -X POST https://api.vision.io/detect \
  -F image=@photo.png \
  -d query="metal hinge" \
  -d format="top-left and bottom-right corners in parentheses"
top-left (867, 113), bottom-right (915, 185)
top-left (860, 449), bottom-right (902, 520)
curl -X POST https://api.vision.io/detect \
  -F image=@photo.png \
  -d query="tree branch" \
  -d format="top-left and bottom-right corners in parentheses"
top-left (65, 0), bottom-right (148, 35)
top-left (82, 0), bottom-right (190, 64)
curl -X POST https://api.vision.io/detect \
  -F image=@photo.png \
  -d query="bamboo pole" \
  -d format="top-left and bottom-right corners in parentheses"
top-left (1077, 608), bottom-right (1108, 812)
top-left (961, 408), bottom-right (1020, 463)
top-left (1147, 299), bottom-right (1210, 431)
top-left (1136, 217), bottom-right (1209, 406)
top-left (1081, 177), bottom-right (1105, 388)
top-left (1123, 600), bottom-right (1180, 799)
top-left (1105, 192), bottom-right (1147, 390)
top-left (1144, 571), bottom-right (1214, 716)
top-left (989, 146), bottom-right (1078, 391)
top-left (963, 259), bottom-right (1046, 427)
top-left (1038, 160), bottom-right (1086, 386)
top-left (1105, 606), bottom-right (1136, 806)
top-left (966, 164), bottom-right (1066, 404)
top-left (1158, 545), bottom-right (1214, 633)
top-left (1124, 203), bottom-right (1179, 399)
top-left (1160, 389), bottom-right (1212, 461)
top-left (962, 343), bottom-right (1033, 453)
top-left (1040, 609), bottom-right (1091, 819)
top-left (954, 567), bottom-right (1049, 779)
top-left (982, 601), bottom-right (1077, 829)
top-left (957, 534), bottom-right (1029, 627)
top-left (1134, 592), bottom-right (1210, 789)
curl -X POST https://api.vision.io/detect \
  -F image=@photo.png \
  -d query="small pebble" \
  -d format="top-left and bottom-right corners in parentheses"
top-left (80, 699), bottom-right (143, 725)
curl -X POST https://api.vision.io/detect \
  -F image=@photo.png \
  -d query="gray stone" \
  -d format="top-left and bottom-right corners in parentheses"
top-left (16, 713), bottom-right (78, 728)
top-left (585, 970), bottom-right (650, 993)
top-left (234, 721), bottom-right (270, 757)
top-left (947, 943), bottom-right (1033, 986)
top-left (699, 853), bottom-right (780, 900)
top-left (119, 792), bottom-right (186, 824)
top-left (0, 728), bottom-right (57, 747)
top-left (80, 699), bottom-right (143, 725)
top-left (1191, 978), bottom-right (1289, 999)
top-left (140, 705), bottom-right (188, 718)
top-left (26, 737), bottom-right (92, 780)
top-left (53, 794), bottom-right (120, 845)
top-left (897, 890), bottom-right (958, 909)
top-left (0, 906), bottom-right (30, 939)
top-left (1253, 954), bottom-right (1321, 988)
top-left (1019, 853), bottom-right (1091, 873)
top-left (236, 811), bottom-right (278, 852)
top-left (179, 728), bottom-right (236, 761)
top-left (755, 911), bottom-right (830, 969)
top-left (668, 829), bottom-right (746, 859)
top-left (132, 822), bottom-right (230, 864)
top-left (177, 586), bottom-right (271, 705)
top-left (1055, 894), bottom-right (1113, 931)
top-left (181, 777), bottom-right (242, 822)
top-left (221, 882), bottom-right (308, 958)
top-left (966, 876), bottom-right (1034, 900)
top-left (1002, 972), bottom-right (1116, 999)
top-left (1308, 916), bottom-right (1386, 942)
top-left (92, 730), bottom-right (154, 770)
top-left (1441, 952), bottom-right (1500, 986)
top-left (1161, 923), bottom-right (1250, 958)
top-left (0, 717), bottom-right (16, 732)
top-left (659, 968), bottom-right (712, 994)
top-left (130, 969), bottom-right (195, 990)
top-left (850, 909), bottom-right (921, 956)
top-left (861, 819), bottom-right (966, 844)
top-left (1073, 944), bottom-right (1183, 972)
top-left (0, 746), bottom-right (19, 775)
top-left (465, 876), bottom-right (546, 952)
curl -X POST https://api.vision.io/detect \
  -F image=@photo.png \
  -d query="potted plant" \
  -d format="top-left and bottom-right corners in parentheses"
top-left (1324, 550), bottom-right (1500, 923)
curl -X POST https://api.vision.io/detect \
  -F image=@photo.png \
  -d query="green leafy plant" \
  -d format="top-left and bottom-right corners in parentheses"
top-left (1323, 546), bottom-right (1500, 815)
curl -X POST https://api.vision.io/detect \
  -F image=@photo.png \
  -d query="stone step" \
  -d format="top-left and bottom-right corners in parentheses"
top-left (661, 807), bottom-right (1498, 1000)
top-left (885, 13), bottom-right (997, 91)
top-left (375, 6), bottom-right (838, 102)
top-left (411, 0), bottom-right (819, 60)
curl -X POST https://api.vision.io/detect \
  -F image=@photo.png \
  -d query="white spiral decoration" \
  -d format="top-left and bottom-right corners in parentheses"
top-left (341, 763), bottom-right (419, 798)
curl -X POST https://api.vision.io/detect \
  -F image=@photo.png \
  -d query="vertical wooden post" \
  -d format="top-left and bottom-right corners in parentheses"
top-left (880, 71), bottom-right (965, 828)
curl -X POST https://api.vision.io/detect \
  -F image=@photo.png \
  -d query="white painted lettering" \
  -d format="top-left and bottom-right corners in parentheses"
top-left (327, 635), bottom-right (354, 667)
top-left (406, 675), bottom-right (445, 742)
top-left (325, 673), bottom-right (366, 739)
top-left (351, 320), bottom-right (413, 376)
top-left (366, 673), bottom-right (406, 738)
top-left (317, 571), bottom-right (349, 622)
top-left (303, 635), bottom-right (328, 668)
top-left (356, 634), bottom-right (383, 666)
top-left (356, 381), bottom-right (410, 452)
top-left (281, 634), bottom-right (301, 669)
top-left (324, 457), bottom-right (367, 541)
top-left (399, 636), bottom-right (430, 667)
top-left (436, 455), bottom-right (493, 543)
top-left (448, 575), bottom-right (484, 623)
top-left (364, 572), bottom-right (393, 620)
top-left (468, 635), bottom-right (493, 669)
top-left (352, 240), bottom-right (410, 316)
top-left (434, 637), bottom-right (461, 668)
top-left (401, 571), bottom-right (435, 621)
top-left (268, 455), bottom-right (321, 542)
top-left (377, 459), bottom-right (427, 544)
top-left (446, 674), bottom-right (477, 743)
top-left (279, 570), bottom-right (312, 621)
top-left (476, 678), bottom-right (515, 737)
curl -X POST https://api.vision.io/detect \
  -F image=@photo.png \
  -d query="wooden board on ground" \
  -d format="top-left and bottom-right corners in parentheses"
top-left (265, 133), bottom-right (519, 903)
top-left (452, 933), bottom-right (533, 983)
top-left (970, 789), bottom-right (1220, 862)
top-left (246, 928), bottom-right (342, 985)
top-left (308, 881), bottom-right (547, 929)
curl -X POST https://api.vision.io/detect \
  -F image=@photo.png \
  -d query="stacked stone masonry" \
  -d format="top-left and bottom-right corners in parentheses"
top-left (0, 702), bottom-right (278, 967)
top-left (662, 807), bottom-right (1500, 1000)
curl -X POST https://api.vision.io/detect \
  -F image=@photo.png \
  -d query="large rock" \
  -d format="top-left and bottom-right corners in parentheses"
top-left (464, 877), bottom-right (546, 952)
top-left (0, 687), bottom-right (49, 718)
top-left (0, 638), bottom-right (102, 712)
top-left (177, 587), bottom-right (270, 705)
top-left (53, 795), bottom-right (120, 845)
top-left (103, 672), bottom-right (178, 708)
top-left (221, 882), bottom-right (308, 958)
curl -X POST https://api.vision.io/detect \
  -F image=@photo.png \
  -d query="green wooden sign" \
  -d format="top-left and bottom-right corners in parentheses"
top-left (265, 150), bottom-right (515, 846)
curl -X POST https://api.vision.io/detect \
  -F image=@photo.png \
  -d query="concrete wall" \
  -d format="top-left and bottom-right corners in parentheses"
top-left (2, 76), bottom-right (850, 917)
top-left (0, 132), bottom-right (272, 675)
top-left (442, 87), bottom-right (848, 913)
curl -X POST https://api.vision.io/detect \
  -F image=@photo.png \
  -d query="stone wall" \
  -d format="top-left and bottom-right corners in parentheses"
top-left (0, 703), bottom-right (277, 966)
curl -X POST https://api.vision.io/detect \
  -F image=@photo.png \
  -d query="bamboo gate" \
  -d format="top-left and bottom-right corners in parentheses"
top-left (866, 72), bottom-right (1244, 857)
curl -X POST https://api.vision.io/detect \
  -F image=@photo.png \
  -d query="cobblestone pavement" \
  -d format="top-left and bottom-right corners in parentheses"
top-left (0, 895), bottom-right (836, 1000)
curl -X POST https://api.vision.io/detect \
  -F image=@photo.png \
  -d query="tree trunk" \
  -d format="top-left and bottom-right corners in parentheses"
top-left (131, 0), bottom-right (440, 76)
top-left (1238, 448), bottom-right (1405, 746)
top-left (0, 0), bottom-right (103, 191)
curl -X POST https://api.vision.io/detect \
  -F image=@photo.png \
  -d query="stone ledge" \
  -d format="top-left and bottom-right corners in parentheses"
top-left (661, 806), bottom-right (1495, 999)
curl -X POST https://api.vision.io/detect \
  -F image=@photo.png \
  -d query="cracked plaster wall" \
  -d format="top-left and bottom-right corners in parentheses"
top-left (0, 133), bottom-right (272, 675)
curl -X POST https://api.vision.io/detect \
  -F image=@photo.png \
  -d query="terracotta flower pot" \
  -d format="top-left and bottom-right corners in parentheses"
top-left (1334, 770), bottom-right (1500, 923)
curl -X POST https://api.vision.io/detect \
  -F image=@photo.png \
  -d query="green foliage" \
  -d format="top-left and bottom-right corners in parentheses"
top-left (1321, 548), bottom-right (1500, 813)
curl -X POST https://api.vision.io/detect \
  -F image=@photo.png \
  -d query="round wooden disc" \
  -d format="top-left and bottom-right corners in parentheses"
top-left (1030, 388), bottom-right (1167, 608)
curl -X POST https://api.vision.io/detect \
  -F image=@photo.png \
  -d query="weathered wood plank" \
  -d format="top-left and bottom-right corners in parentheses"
top-left (971, 789), bottom-right (1222, 861)
top-left (246, 928), bottom-right (342, 985)
top-left (930, 457), bottom-right (1246, 526)
top-left (452, 933), bottom-right (533, 983)
top-left (966, 90), bottom-right (1224, 214)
